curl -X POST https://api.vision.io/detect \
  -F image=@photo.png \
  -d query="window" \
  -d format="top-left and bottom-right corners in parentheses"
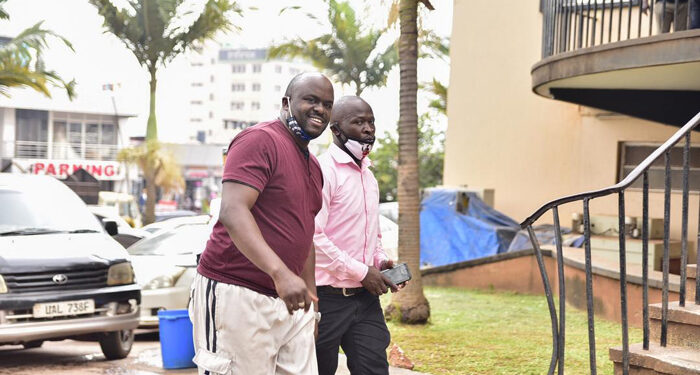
top-left (209, 111), bottom-right (214, 119)
top-left (15, 109), bottom-right (48, 158)
top-left (275, 65), bottom-right (282, 73)
top-left (191, 62), bottom-right (204, 67)
top-left (253, 64), bottom-right (262, 73)
top-left (274, 85), bottom-right (281, 92)
top-left (209, 93), bottom-right (214, 101)
top-left (48, 117), bottom-right (119, 161)
top-left (190, 100), bottom-right (203, 105)
top-left (231, 64), bottom-right (246, 73)
top-left (210, 75), bottom-right (215, 83)
top-left (619, 142), bottom-right (700, 193)
top-left (252, 83), bottom-right (261, 92)
top-left (231, 83), bottom-right (245, 92)
top-left (191, 82), bottom-right (203, 87)
top-left (289, 68), bottom-right (300, 75)
top-left (230, 102), bottom-right (244, 110)
top-left (190, 118), bottom-right (202, 123)
top-left (251, 102), bottom-right (261, 110)
top-left (224, 120), bottom-right (252, 130)
top-left (101, 124), bottom-right (116, 145)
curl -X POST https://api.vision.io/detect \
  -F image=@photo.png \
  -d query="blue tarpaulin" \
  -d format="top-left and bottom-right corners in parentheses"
top-left (419, 189), bottom-right (520, 267)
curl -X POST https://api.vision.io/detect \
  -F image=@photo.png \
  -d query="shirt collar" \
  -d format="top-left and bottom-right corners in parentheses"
top-left (329, 143), bottom-right (372, 169)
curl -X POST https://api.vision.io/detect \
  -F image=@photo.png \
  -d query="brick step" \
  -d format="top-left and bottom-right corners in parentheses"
top-left (649, 301), bottom-right (700, 350)
top-left (609, 343), bottom-right (700, 375)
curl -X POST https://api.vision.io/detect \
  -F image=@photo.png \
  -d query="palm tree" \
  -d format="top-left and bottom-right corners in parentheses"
top-left (118, 139), bottom-right (185, 215)
top-left (0, 0), bottom-right (75, 99)
top-left (268, 0), bottom-right (397, 96)
top-left (424, 77), bottom-right (447, 115)
top-left (90, 0), bottom-right (240, 224)
top-left (384, 0), bottom-right (433, 324)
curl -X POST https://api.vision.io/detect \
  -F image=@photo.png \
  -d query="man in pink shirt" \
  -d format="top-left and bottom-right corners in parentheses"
top-left (314, 96), bottom-right (398, 375)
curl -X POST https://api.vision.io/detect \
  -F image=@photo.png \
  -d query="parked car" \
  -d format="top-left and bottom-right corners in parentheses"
top-left (89, 205), bottom-right (151, 248)
top-left (379, 214), bottom-right (399, 261)
top-left (153, 209), bottom-right (198, 223)
top-left (127, 222), bottom-right (209, 328)
top-left (98, 191), bottom-right (142, 228)
top-left (141, 214), bottom-right (211, 235)
top-left (0, 174), bottom-right (140, 359)
top-left (379, 201), bottom-right (398, 223)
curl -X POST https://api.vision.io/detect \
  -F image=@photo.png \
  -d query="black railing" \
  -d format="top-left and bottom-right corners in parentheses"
top-left (541, 0), bottom-right (699, 58)
top-left (521, 111), bottom-right (700, 374)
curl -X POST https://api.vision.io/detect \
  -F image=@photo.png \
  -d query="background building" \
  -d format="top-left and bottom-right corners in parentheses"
top-left (0, 89), bottom-right (135, 194)
top-left (445, 0), bottom-right (700, 243)
top-left (186, 47), bottom-right (315, 145)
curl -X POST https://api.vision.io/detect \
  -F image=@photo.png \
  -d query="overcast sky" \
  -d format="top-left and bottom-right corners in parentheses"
top-left (0, 0), bottom-right (452, 143)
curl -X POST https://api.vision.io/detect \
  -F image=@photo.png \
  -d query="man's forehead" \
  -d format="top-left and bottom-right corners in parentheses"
top-left (334, 102), bottom-right (374, 123)
top-left (292, 77), bottom-right (333, 99)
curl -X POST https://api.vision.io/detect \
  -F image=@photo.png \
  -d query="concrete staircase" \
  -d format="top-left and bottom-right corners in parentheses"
top-left (610, 265), bottom-right (700, 375)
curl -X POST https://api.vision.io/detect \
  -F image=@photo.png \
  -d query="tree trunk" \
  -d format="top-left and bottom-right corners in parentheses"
top-left (385, 0), bottom-right (430, 324)
top-left (146, 69), bottom-right (158, 140)
top-left (144, 69), bottom-right (158, 225)
top-left (144, 167), bottom-right (157, 225)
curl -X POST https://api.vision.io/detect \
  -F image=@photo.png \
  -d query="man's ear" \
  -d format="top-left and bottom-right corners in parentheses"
top-left (329, 122), bottom-right (340, 136)
top-left (281, 96), bottom-right (290, 110)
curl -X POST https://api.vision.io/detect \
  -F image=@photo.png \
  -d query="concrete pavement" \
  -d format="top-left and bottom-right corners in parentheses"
top-left (0, 336), bottom-right (431, 375)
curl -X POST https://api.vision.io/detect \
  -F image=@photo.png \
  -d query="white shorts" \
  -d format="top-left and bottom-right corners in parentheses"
top-left (189, 272), bottom-right (318, 375)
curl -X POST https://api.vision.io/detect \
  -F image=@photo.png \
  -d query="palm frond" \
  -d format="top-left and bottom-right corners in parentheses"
top-left (0, 21), bottom-right (76, 99)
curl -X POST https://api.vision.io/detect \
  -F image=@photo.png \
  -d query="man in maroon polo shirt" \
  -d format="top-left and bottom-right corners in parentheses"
top-left (189, 72), bottom-right (334, 375)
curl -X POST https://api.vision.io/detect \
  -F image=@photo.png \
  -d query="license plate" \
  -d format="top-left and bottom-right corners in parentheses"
top-left (33, 299), bottom-right (95, 318)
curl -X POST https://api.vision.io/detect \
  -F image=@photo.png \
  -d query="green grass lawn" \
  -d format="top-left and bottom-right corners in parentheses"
top-left (382, 287), bottom-right (642, 375)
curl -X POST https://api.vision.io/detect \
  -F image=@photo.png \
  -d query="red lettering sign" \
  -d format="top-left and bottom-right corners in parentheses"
top-left (91, 165), bottom-right (102, 176)
top-left (104, 165), bottom-right (115, 176)
top-left (34, 163), bottom-right (45, 174)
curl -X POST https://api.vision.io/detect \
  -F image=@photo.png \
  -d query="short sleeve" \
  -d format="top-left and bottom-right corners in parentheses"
top-left (222, 129), bottom-right (276, 192)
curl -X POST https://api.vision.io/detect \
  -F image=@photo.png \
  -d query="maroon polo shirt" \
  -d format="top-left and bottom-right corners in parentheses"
top-left (197, 119), bottom-right (323, 297)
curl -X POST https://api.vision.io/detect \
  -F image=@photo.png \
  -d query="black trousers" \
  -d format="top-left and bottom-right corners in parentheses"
top-left (315, 289), bottom-right (391, 375)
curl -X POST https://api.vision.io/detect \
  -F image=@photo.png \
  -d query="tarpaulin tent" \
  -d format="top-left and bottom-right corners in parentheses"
top-left (420, 188), bottom-right (520, 267)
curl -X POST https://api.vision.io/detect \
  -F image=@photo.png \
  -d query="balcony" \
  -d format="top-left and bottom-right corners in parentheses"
top-left (533, 0), bottom-right (700, 125)
top-left (5, 141), bottom-right (119, 161)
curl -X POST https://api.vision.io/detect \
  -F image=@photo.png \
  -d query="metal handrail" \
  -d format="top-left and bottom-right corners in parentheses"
top-left (521, 111), bottom-right (700, 228)
top-left (541, 0), bottom-right (698, 58)
top-left (521, 110), bottom-right (700, 375)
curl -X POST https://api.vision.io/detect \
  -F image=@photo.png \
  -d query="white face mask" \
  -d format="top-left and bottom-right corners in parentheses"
top-left (344, 138), bottom-right (374, 160)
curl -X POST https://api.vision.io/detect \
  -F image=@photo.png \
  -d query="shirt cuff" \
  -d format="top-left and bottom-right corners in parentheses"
top-left (374, 253), bottom-right (389, 269)
top-left (348, 262), bottom-right (369, 282)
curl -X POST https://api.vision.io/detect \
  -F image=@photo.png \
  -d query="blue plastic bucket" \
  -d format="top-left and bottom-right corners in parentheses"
top-left (157, 309), bottom-right (196, 369)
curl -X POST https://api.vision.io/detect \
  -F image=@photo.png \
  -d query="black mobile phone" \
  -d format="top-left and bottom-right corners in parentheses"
top-left (381, 263), bottom-right (412, 285)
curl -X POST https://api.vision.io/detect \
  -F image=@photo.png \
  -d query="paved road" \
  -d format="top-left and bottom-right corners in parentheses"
top-left (0, 333), bottom-right (429, 375)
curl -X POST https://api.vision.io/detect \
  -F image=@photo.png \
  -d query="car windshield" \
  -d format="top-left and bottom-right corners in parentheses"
top-left (0, 187), bottom-right (102, 235)
top-left (127, 224), bottom-right (210, 256)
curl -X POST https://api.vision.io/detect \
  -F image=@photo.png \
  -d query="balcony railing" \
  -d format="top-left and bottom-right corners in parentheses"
top-left (541, 0), bottom-right (698, 58)
top-left (522, 111), bottom-right (700, 374)
top-left (6, 141), bottom-right (119, 161)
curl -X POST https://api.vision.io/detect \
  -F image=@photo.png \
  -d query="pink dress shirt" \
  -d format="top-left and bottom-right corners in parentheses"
top-left (314, 143), bottom-right (389, 288)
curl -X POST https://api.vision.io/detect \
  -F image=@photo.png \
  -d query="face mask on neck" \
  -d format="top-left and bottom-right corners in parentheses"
top-left (345, 138), bottom-right (374, 160)
top-left (284, 97), bottom-right (312, 141)
top-left (336, 126), bottom-right (374, 160)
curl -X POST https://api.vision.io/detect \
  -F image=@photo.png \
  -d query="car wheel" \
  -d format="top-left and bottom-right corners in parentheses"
top-left (99, 329), bottom-right (134, 360)
top-left (22, 340), bottom-right (43, 349)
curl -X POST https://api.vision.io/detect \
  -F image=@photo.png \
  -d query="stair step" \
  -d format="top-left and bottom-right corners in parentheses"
top-left (609, 342), bottom-right (700, 375)
top-left (649, 302), bottom-right (700, 350)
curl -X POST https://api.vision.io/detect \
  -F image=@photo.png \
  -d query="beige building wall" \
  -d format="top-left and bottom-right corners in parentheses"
top-left (445, 0), bottom-right (700, 247)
